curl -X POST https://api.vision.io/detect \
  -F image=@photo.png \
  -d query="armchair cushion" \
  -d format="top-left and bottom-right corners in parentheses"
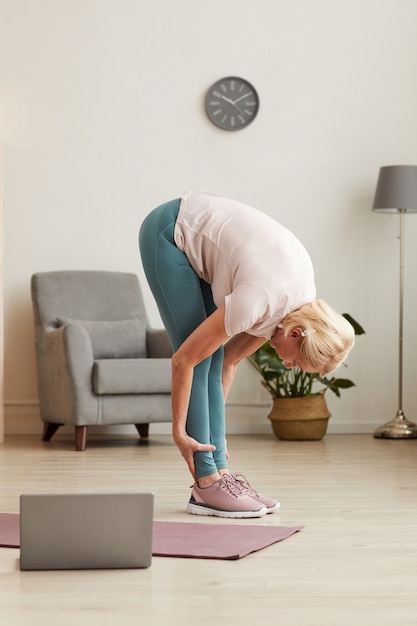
top-left (56, 318), bottom-right (147, 359)
top-left (93, 358), bottom-right (172, 394)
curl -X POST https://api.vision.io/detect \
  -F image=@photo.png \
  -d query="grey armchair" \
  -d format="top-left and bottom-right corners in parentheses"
top-left (31, 271), bottom-right (173, 451)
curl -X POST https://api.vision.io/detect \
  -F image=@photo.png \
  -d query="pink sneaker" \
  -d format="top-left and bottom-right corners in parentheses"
top-left (232, 473), bottom-right (280, 513)
top-left (187, 474), bottom-right (267, 518)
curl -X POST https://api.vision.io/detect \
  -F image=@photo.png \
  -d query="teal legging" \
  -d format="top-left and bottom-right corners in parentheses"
top-left (139, 199), bottom-right (227, 478)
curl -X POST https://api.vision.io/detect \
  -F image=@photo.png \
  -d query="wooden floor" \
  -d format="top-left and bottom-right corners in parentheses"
top-left (0, 432), bottom-right (416, 625)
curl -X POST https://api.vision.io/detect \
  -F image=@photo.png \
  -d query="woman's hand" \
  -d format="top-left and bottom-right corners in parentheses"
top-left (172, 428), bottom-right (216, 481)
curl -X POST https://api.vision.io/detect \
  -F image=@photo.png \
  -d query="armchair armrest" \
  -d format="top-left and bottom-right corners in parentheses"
top-left (35, 323), bottom-right (97, 424)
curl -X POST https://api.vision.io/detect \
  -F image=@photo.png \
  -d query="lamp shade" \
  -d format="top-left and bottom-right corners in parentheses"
top-left (372, 165), bottom-right (417, 213)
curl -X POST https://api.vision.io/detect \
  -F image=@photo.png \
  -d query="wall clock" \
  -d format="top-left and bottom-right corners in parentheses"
top-left (205, 76), bottom-right (259, 131)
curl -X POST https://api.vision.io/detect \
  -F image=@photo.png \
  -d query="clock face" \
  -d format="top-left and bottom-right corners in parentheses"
top-left (205, 76), bottom-right (259, 131)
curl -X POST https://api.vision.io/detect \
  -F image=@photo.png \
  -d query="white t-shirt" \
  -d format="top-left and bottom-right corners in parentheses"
top-left (174, 190), bottom-right (316, 339)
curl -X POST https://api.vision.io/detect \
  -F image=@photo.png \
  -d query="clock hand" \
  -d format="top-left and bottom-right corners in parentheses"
top-left (219, 95), bottom-right (234, 104)
top-left (230, 102), bottom-right (245, 116)
top-left (220, 96), bottom-right (245, 116)
top-left (231, 91), bottom-right (252, 105)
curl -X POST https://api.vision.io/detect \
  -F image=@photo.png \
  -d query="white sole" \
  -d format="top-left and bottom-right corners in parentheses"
top-left (266, 502), bottom-right (280, 513)
top-left (187, 502), bottom-right (267, 519)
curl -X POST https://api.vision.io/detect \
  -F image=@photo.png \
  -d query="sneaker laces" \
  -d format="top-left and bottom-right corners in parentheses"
top-left (232, 473), bottom-right (259, 497)
top-left (219, 473), bottom-right (245, 498)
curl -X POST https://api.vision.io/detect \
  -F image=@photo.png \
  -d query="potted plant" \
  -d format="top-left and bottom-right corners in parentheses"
top-left (248, 314), bottom-right (365, 440)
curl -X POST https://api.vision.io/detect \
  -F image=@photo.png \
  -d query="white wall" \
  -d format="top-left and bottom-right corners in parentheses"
top-left (1, 0), bottom-right (417, 437)
top-left (0, 143), bottom-right (3, 442)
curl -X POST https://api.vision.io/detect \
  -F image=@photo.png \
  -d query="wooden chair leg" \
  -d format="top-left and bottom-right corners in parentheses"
top-left (42, 422), bottom-right (63, 442)
top-left (135, 423), bottom-right (149, 439)
top-left (75, 426), bottom-right (88, 452)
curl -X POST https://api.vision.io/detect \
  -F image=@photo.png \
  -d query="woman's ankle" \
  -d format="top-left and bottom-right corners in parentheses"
top-left (197, 472), bottom-right (222, 488)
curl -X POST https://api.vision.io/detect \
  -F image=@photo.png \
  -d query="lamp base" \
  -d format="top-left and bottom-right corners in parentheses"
top-left (373, 410), bottom-right (417, 439)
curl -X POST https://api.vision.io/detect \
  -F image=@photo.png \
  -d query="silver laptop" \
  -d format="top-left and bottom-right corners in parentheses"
top-left (20, 492), bottom-right (153, 570)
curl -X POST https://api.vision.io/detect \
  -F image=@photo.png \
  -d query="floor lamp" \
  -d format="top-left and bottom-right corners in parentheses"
top-left (372, 165), bottom-right (417, 439)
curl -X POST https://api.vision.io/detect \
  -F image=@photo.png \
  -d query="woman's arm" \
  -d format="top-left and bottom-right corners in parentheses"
top-left (222, 333), bottom-right (267, 401)
top-left (170, 304), bottom-right (229, 478)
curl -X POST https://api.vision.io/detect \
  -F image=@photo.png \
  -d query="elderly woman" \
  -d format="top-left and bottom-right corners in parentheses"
top-left (139, 190), bottom-right (354, 519)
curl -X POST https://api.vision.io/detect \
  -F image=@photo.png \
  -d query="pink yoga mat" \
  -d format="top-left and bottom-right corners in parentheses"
top-left (0, 513), bottom-right (303, 560)
top-left (152, 520), bottom-right (303, 559)
top-left (0, 513), bottom-right (20, 548)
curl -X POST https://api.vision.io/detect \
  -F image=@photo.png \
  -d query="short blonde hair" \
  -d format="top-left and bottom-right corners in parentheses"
top-left (281, 300), bottom-right (355, 376)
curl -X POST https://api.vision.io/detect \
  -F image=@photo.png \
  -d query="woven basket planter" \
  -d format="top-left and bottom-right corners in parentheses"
top-left (268, 395), bottom-right (331, 441)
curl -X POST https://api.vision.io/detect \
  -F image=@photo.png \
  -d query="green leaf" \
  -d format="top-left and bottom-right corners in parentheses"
top-left (342, 313), bottom-right (365, 336)
top-left (331, 378), bottom-right (356, 389)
